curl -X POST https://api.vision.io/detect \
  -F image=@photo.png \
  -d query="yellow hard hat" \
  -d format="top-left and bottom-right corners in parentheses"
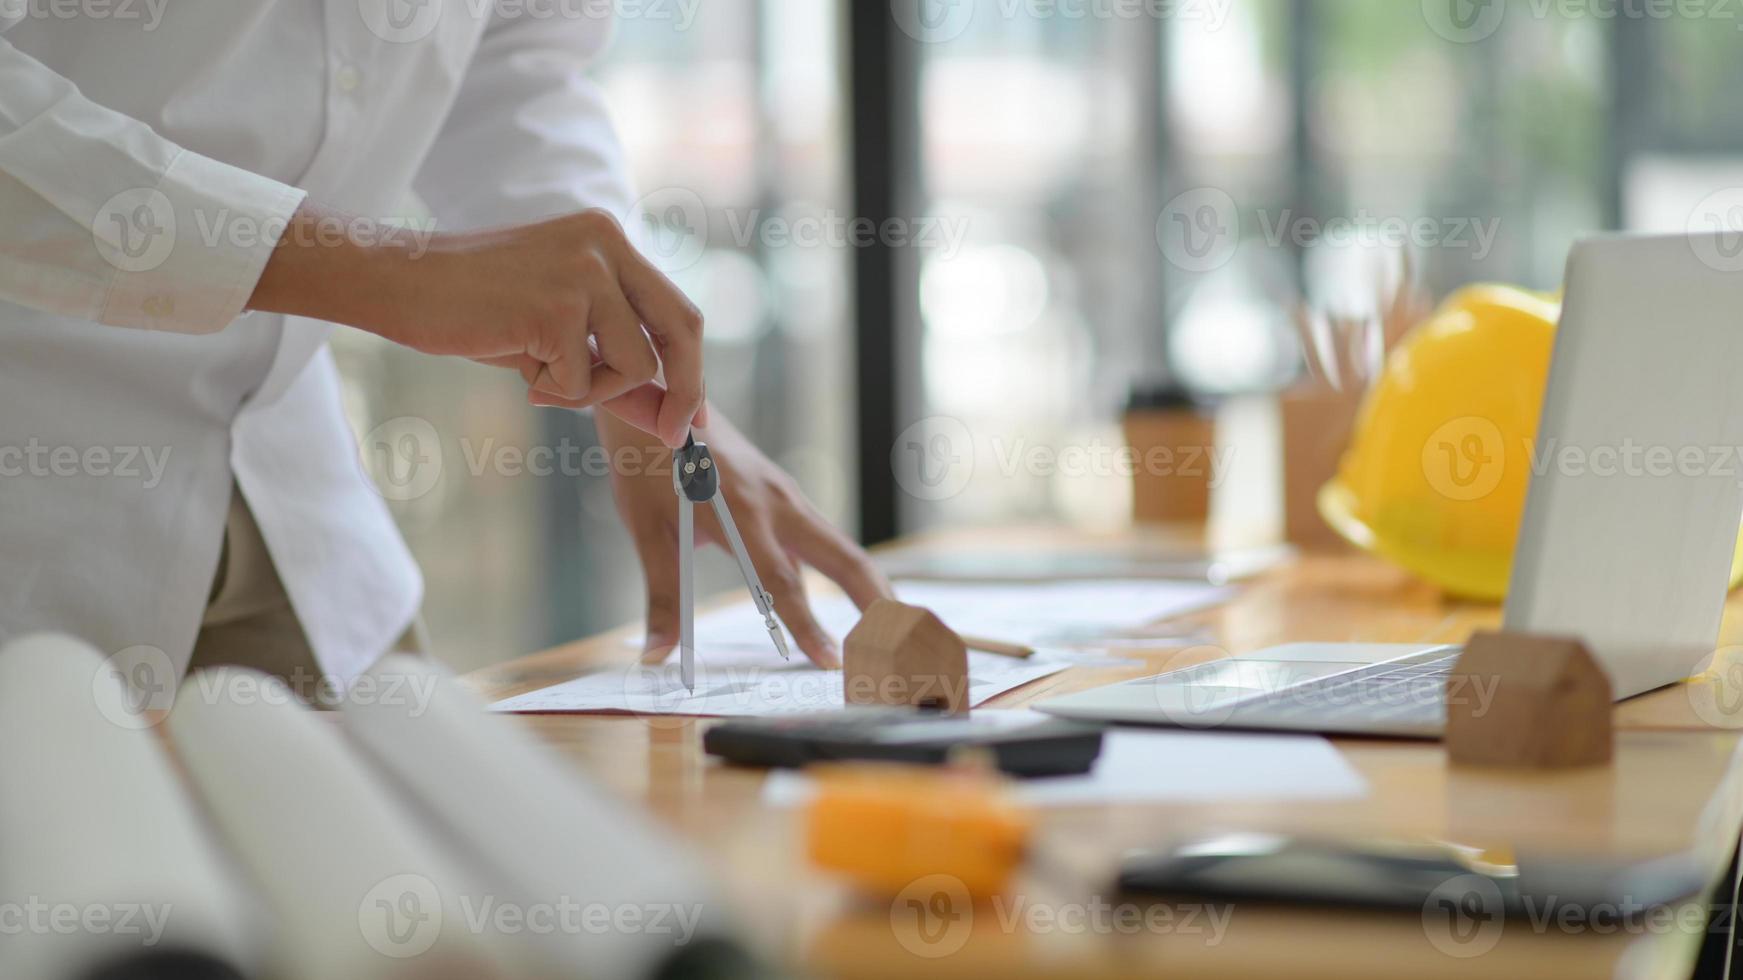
top-left (1319, 283), bottom-right (1743, 600)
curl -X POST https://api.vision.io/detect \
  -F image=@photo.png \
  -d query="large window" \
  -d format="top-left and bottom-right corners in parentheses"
top-left (885, 0), bottom-right (1717, 537)
top-left (905, 2), bottom-right (1163, 532)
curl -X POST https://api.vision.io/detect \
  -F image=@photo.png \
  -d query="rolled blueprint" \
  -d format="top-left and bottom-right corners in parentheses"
top-left (167, 667), bottom-right (525, 980)
top-left (341, 655), bottom-right (747, 980)
top-left (0, 634), bottom-right (260, 980)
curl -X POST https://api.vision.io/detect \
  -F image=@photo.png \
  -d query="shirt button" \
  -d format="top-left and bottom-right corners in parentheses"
top-left (336, 66), bottom-right (363, 93)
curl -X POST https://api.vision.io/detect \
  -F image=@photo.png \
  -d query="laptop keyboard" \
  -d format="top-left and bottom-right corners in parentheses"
top-left (1235, 653), bottom-right (1461, 727)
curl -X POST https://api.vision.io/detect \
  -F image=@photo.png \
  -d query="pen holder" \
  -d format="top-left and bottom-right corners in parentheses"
top-left (843, 600), bottom-right (970, 715)
top-left (1281, 384), bottom-right (1363, 551)
top-left (1445, 630), bottom-right (1613, 768)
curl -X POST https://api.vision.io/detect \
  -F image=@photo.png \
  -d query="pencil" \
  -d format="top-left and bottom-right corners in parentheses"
top-left (960, 634), bottom-right (1035, 659)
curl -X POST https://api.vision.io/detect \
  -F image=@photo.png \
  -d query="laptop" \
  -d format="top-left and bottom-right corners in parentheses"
top-left (1037, 233), bottom-right (1743, 737)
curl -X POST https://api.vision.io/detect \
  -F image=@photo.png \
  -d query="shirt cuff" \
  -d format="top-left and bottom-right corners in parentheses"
top-left (97, 149), bottom-right (308, 334)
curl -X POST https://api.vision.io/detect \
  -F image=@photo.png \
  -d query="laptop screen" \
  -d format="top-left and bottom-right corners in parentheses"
top-left (1503, 234), bottom-right (1743, 698)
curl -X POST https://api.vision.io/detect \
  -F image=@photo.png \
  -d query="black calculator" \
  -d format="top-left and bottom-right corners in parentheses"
top-left (702, 708), bottom-right (1105, 777)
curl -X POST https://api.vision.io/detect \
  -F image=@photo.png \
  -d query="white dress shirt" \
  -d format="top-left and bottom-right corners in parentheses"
top-left (0, 1), bottom-right (637, 684)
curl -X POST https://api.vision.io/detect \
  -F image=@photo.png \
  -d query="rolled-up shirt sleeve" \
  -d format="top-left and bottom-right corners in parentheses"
top-left (0, 36), bottom-right (306, 334)
top-left (412, 11), bottom-right (637, 233)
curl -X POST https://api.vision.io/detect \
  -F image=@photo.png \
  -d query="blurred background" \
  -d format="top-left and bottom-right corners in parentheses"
top-left (336, 0), bottom-right (1743, 671)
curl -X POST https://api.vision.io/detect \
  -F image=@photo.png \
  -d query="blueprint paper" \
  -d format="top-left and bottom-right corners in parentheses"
top-left (490, 649), bottom-right (1068, 716)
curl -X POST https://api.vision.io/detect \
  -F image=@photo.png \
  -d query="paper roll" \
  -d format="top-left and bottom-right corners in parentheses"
top-left (0, 634), bottom-right (260, 980)
top-left (167, 667), bottom-right (523, 980)
top-left (340, 655), bottom-right (738, 980)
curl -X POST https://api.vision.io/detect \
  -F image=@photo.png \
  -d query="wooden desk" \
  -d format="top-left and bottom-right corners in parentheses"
top-left (467, 528), bottom-right (1743, 980)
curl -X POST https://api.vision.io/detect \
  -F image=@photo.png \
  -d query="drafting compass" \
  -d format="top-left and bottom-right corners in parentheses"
top-left (674, 432), bottom-right (790, 690)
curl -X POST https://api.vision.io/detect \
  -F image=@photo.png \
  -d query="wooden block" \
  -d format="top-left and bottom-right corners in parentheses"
top-left (843, 600), bottom-right (970, 715)
top-left (1446, 631), bottom-right (1613, 768)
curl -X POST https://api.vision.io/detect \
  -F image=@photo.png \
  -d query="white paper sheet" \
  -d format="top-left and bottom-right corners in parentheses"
top-left (489, 649), bottom-right (1069, 716)
top-left (637, 579), bottom-right (1232, 653)
top-left (761, 711), bottom-right (1369, 807)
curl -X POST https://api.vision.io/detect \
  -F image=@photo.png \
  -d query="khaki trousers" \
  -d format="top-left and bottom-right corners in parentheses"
top-left (190, 484), bottom-right (425, 697)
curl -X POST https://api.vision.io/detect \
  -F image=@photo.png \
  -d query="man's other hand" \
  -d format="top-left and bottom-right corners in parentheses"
top-left (597, 410), bottom-right (893, 669)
